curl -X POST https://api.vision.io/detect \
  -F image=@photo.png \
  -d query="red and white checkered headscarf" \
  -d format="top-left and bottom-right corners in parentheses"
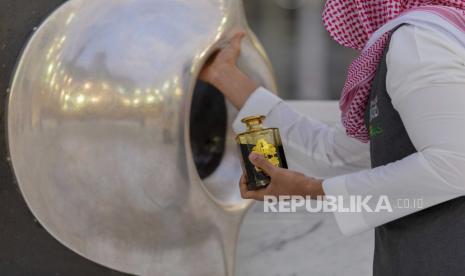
top-left (323, 0), bottom-right (465, 142)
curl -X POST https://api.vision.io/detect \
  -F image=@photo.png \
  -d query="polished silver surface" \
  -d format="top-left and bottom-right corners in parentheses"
top-left (7, 0), bottom-right (277, 275)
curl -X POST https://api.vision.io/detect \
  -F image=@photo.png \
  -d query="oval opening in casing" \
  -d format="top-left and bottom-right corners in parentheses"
top-left (189, 80), bottom-right (228, 179)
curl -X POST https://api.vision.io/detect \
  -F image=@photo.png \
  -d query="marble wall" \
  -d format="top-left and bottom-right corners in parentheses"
top-left (237, 204), bottom-right (374, 276)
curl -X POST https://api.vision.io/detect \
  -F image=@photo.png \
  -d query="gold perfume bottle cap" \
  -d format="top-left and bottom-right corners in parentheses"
top-left (241, 115), bottom-right (265, 131)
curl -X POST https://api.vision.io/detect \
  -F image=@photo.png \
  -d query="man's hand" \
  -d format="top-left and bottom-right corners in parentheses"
top-left (199, 31), bottom-right (258, 110)
top-left (199, 32), bottom-right (245, 85)
top-left (239, 153), bottom-right (325, 201)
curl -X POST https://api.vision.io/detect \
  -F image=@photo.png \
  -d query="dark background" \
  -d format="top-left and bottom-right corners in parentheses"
top-left (0, 0), bottom-right (129, 275)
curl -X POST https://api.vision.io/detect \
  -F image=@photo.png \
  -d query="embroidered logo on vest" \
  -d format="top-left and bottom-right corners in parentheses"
top-left (369, 96), bottom-right (384, 137)
top-left (369, 125), bottom-right (384, 137)
top-left (370, 96), bottom-right (379, 121)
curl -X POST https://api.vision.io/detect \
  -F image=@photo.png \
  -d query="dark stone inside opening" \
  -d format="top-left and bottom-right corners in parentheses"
top-left (189, 80), bottom-right (227, 179)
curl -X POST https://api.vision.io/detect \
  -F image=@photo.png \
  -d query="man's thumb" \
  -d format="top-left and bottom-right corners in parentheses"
top-left (249, 153), bottom-right (276, 176)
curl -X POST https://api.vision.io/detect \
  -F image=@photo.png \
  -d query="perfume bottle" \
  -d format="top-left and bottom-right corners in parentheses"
top-left (236, 115), bottom-right (288, 191)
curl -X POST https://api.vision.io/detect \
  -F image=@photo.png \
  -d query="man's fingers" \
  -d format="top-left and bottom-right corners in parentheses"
top-left (239, 174), bottom-right (249, 198)
top-left (249, 153), bottom-right (276, 176)
top-left (232, 32), bottom-right (245, 49)
top-left (242, 189), bottom-right (268, 201)
top-left (239, 174), bottom-right (255, 200)
top-left (239, 174), bottom-right (268, 201)
top-left (229, 32), bottom-right (245, 59)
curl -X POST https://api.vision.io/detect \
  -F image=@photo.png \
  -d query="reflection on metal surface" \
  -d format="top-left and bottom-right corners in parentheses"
top-left (7, 0), bottom-right (276, 275)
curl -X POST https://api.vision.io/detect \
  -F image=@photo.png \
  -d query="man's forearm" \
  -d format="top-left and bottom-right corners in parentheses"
top-left (211, 67), bottom-right (258, 110)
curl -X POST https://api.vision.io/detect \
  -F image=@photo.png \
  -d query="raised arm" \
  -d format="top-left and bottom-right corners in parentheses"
top-left (201, 33), bottom-right (371, 178)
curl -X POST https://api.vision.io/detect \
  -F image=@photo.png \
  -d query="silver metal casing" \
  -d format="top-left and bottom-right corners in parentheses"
top-left (7, 0), bottom-right (277, 275)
